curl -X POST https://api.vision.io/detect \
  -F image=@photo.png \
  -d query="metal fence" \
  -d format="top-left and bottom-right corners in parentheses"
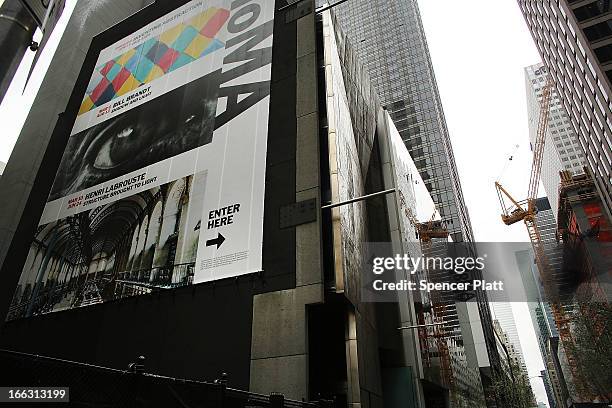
top-left (0, 349), bottom-right (334, 408)
top-left (7, 263), bottom-right (197, 320)
top-left (116, 262), bottom-right (195, 289)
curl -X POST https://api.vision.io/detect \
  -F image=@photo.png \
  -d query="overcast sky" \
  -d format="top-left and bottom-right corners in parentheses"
top-left (418, 0), bottom-right (549, 405)
top-left (0, 0), bottom-right (550, 405)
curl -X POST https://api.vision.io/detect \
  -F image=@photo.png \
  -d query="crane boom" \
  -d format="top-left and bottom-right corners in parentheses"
top-left (494, 78), bottom-right (592, 399)
top-left (495, 79), bottom-right (553, 225)
top-left (528, 79), bottom-right (553, 206)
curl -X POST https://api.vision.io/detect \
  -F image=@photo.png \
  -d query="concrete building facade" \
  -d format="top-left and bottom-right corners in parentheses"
top-left (0, 1), bottom-right (477, 406)
top-left (518, 0), bottom-right (612, 222)
top-left (0, 0), bottom-right (330, 400)
top-left (493, 319), bottom-right (535, 402)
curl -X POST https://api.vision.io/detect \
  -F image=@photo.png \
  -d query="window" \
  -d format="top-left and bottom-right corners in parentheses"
top-left (584, 20), bottom-right (612, 42)
top-left (573, 0), bottom-right (612, 22)
top-left (594, 44), bottom-right (612, 64)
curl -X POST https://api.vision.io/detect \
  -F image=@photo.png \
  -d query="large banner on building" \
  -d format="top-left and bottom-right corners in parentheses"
top-left (8, 0), bottom-right (274, 320)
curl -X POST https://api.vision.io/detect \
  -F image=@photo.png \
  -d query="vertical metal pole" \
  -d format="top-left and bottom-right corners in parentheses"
top-left (0, 0), bottom-right (37, 104)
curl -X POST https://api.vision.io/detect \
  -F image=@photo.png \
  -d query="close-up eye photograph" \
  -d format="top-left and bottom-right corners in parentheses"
top-left (0, 1), bottom-right (610, 407)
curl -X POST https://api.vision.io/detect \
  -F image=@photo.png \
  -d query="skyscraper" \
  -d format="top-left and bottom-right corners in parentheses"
top-left (533, 197), bottom-right (567, 294)
top-left (492, 319), bottom-right (532, 389)
top-left (319, 0), bottom-right (501, 401)
top-left (319, 0), bottom-right (473, 243)
top-left (518, 0), bottom-right (612, 221)
top-left (524, 63), bottom-right (587, 215)
top-left (490, 303), bottom-right (530, 378)
top-left (516, 248), bottom-right (567, 408)
top-left (514, 191), bottom-right (590, 406)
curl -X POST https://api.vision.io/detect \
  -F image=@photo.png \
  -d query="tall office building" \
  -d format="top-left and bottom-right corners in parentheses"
top-left (319, 0), bottom-right (473, 243)
top-left (516, 248), bottom-right (567, 408)
top-left (525, 63), bottom-right (586, 215)
top-left (490, 303), bottom-right (529, 377)
top-left (541, 368), bottom-right (559, 408)
top-left (514, 197), bottom-right (574, 408)
top-left (518, 0), bottom-right (612, 221)
top-left (492, 319), bottom-right (532, 389)
top-left (319, 1), bottom-right (502, 399)
top-left (533, 197), bottom-right (567, 294)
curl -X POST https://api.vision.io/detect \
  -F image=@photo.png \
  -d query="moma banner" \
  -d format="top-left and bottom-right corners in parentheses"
top-left (7, 0), bottom-right (274, 320)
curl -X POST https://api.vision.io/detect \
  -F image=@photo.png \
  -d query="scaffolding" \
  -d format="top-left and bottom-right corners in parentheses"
top-left (557, 170), bottom-right (610, 303)
top-left (417, 217), bottom-right (454, 390)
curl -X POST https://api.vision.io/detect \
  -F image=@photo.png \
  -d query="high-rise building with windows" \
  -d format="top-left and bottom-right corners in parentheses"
top-left (518, 0), bottom-right (612, 221)
top-left (516, 248), bottom-right (567, 408)
top-left (317, 0), bottom-right (501, 401)
top-left (318, 0), bottom-right (473, 244)
top-left (533, 197), bottom-right (567, 293)
top-left (490, 303), bottom-right (530, 378)
top-left (525, 63), bottom-right (587, 216)
top-left (492, 319), bottom-right (534, 401)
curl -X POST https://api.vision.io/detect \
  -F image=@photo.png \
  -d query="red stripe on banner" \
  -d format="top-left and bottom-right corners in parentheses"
top-left (100, 61), bottom-right (115, 76)
top-left (157, 48), bottom-right (181, 72)
top-left (200, 9), bottom-right (230, 38)
top-left (90, 77), bottom-right (110, 102)
top-left (112, 68), bottom-right (131, 91)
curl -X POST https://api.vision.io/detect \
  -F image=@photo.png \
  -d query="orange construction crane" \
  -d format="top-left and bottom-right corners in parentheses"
top-left (494, 79), bottom-right (590, 399)
top-left (494, 74), bottom-right (551, 228)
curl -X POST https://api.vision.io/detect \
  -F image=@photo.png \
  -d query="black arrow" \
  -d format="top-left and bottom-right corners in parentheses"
top-left (206, 233), bottom-right (226, 249)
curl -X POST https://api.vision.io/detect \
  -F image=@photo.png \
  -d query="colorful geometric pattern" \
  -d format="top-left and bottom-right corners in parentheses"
top-left (79, 7), bottom-right (230, 116)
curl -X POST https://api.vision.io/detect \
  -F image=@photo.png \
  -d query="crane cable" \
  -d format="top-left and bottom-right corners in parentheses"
top-left (496, 144), bottom-right (520, 183)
